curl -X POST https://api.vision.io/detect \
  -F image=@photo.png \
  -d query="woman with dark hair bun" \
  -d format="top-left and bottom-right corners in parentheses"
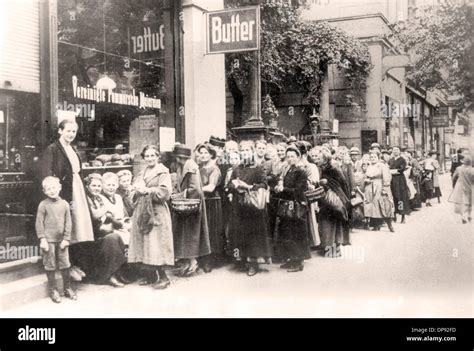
top-left (41, 119), bottom-right (94, 280)
top-left (197, 143), bottom-right (224, 272)
top-left (128, 145), bottom-right (174, 290)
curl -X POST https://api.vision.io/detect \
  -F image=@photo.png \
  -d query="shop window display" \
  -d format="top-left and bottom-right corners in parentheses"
top-left (57, 0), bottom-right (179, 175)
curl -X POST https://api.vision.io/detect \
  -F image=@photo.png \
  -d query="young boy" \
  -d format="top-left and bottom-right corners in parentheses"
top-left (35, 176), bottom-right (77, 303)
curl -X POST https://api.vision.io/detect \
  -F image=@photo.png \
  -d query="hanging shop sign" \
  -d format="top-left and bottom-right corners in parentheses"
top-left (128, 21), bottom-right (165, 60)
top-left (206, 6), bottom-right (260, 54)
top-left (432, 106), bottom-right (449, 127)
top-left (444, 126), bottom-right (455, 133)
top-left (71, 75), bottom-right (161, 109)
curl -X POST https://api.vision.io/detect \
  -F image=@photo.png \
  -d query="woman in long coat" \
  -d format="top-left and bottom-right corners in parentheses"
top-left (128, 145), bottom-right (174, 290)
top-left (227, 140), bottom-right (273, 276)
top-left (41, 119), bottom-right (94, 279)
top-left (449, 155), bottom-right (473, 223)
top-left (312, 146), bottom-right (351, 257)
top-left (171, 145), bottom-right (211, 276)
top-left (388, 146), bottom-right (411, 223)
top-left (363, 152), bottom-right (395, 232)
top-left (274, 146), bottom-right (311, 272)
top-left (197, 143), bottom-right (224, 272)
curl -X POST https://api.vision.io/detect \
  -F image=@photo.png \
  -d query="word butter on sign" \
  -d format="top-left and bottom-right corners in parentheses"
top-left (207, 6), bottom-right (259, 54)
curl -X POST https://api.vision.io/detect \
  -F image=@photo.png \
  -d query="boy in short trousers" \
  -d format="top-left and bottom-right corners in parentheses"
top-left (36, 176), bottom-right (77, 303)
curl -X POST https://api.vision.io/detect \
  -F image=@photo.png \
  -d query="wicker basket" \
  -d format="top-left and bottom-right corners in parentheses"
top-left (305, 186), bottom-right (325, 204)
top-left (170, 198), bottom-right (201, 215)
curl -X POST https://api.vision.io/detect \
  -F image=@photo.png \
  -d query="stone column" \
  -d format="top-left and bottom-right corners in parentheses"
top-left (182, 0), bottom-right (226, 147)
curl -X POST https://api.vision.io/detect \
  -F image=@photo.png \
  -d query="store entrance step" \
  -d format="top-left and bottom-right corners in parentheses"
top-left (0, 273), bottom-right (65, 312)
top-left (0, 256), bottom-right (43, 284)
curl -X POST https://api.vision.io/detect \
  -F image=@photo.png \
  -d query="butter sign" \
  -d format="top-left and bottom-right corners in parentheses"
top-left (207, 6), bottom-right (259, 54)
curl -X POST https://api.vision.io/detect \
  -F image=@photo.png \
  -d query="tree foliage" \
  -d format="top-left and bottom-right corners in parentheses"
top-left (392, 2), bottom-right (474, 106)
top-left (225, 0), bottom-right (372, 125)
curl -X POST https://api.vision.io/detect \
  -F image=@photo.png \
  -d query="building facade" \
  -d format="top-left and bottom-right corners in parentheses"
top-left (0, 0), bottom-right (228, 262)
top-left (302, 0), bottom-right (447, 154)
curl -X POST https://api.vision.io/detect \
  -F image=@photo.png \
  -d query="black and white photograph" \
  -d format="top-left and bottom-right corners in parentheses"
top-left (0, 0), bottom-right (472, 341)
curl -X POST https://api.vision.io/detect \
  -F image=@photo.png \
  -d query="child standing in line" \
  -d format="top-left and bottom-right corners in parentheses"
top-left (36, 176), bottom-right (78, 303)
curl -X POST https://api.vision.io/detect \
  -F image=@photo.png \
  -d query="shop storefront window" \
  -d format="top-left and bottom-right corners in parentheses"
top-left (57, 0), bottom-right (179, 172)
top-left (0, 92), bottom-right (42, 175)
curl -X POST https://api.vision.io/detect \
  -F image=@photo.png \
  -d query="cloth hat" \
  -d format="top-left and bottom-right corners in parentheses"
top-left (287, 136), bottom-right (297, 143)
top-left (428, 150), bottom-right (440, 156)
top-left (173, 145), bottom-right (192, 158)
top-left (209, 136), bottom-right (226, 148)
top-left (286, 145), bottom-right (301, 157)
top-left (196, 143), bottom-right (217, 159)
top-left (370, 143), bottom-right (381, 149)
top-left (381, 149), bottom-right (391, 155)
top-left (349, 147), bottom-right (360, 155)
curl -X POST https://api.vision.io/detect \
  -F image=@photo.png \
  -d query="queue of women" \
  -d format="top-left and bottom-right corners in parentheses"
top-left (40, 119), bottom-right (471, 293)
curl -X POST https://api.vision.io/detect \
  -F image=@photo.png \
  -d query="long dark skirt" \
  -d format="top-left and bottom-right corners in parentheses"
top-left (277, 217), bottom-right (311, 261)
top-left (410, 179), bottom-right (422, 209)
top-left (268, 195), bottom-right (279, 240)
top-left (69, 241), bottom-right (97, 274)
top-left (91, 233), bottom-right (127, 284)
top-left (420, 178), bottom-right (434, 202)
top-left (391, 175), bottom-right (411, 215)
top-left (318, 214), bottom-right (346, 249)
top-left (432, 187), bottom-right (442, 199)
top-left (229, 205), bottom-right (273, 262)
top-left (205, 197), bottom-right (225, 255)
top-left (172, 210), bottom-right (211, 259)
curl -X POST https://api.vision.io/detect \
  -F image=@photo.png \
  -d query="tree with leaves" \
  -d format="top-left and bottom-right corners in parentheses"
top-left (225, 0), bottom-right (372, 128)
top-left (392, 2), bottom-right (474, 106)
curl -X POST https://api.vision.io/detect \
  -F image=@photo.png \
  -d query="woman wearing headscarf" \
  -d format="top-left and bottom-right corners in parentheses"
top-left (171, 144), bottom-right (211, 276)
top-left (227, 140), bottom-right (272, 276)
top-left (312, 147), bottom-right (351, 257)
top-left (274, 146), bottom-right (311, 271)
top-left (128, 145), bottom-right (174, 289)
top-left (197, 143), bottom-right (224, 272)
